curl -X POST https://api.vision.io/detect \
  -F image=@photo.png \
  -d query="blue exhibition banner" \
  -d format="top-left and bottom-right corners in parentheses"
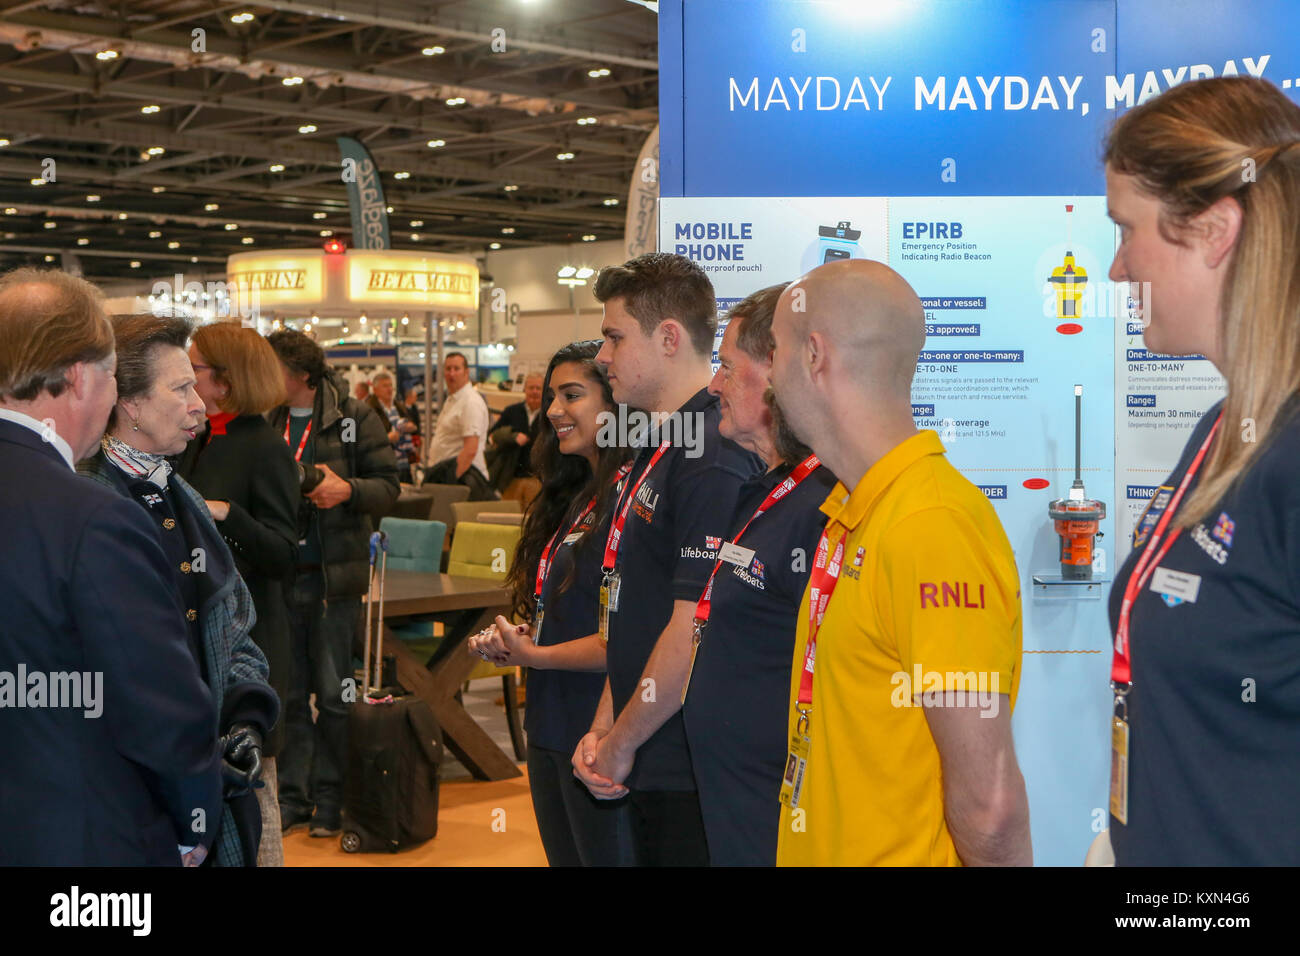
top-left (659, 0), bottom-right (1300, 866)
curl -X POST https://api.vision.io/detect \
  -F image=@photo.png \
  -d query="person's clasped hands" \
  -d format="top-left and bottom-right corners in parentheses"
top-left (467, 615), bottom-right (532, 666)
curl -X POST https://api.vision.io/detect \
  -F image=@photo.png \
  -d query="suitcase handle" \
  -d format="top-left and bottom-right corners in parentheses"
top-left (362, 530), bottom-right (389, 699)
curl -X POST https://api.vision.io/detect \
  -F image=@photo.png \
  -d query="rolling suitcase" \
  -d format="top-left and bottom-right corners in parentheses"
top-left (340, 531), bottom-right (445, 853)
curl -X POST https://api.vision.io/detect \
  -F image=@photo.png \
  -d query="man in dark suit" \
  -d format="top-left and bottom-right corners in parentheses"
top-left (486, 372), bottom-right (543, 493)
top-left (0, 268), bottom-right (223, 866)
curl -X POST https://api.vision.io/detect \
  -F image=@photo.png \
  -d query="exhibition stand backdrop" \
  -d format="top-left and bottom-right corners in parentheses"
top-left (658, 0), bottom-right (1300, 864)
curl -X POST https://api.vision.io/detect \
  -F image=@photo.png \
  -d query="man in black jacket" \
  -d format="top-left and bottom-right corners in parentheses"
top-left (486, 372), bottom-right (542, 493)
top-left (266, 330), bottom-right (400, 838)
top-left (0, 267), bottom-right (223, 865)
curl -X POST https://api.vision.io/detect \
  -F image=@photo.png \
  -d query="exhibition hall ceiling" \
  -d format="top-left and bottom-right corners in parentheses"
top-left (0, 0), bottom-right (658, 281)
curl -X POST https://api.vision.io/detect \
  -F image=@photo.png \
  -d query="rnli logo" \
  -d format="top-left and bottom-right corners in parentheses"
top-left (919, 581), bottom-right (986, 609)
top-left (1211, 511), bottom-right (1235, 549)
top-left (750, 557), bottom-right (765, 580)
top-left (706, 536), bottom-right (721, 549)
top-left (141, 492), bottom-right (164, 507)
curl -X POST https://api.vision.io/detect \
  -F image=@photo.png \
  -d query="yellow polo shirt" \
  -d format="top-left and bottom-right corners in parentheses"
top-left (775, 430), bottom-right (1021, 866)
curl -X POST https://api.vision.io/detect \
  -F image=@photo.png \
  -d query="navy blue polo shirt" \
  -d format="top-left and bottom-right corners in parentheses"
top-left (1107, 397), bottom-right (1300, 865)
top-left (606, 387), bottom-right (763, 792)
top-left (683, 459), bottom-right (836, 865)
top-left (525, 504), bottom-right (613, 755)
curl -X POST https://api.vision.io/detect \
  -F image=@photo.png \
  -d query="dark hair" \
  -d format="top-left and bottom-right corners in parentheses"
top-left (109, 313), bottom-right (193, 428)
top-left (444, 351), bottom-right (468, 370)
top-left (505, 340), bottom-right (632, 622)
top-left (593, 252), bottom-right (717, 357)
top-left (266, 328), bottom-right (327, 389)
top-left (728, 282), bottom-right (788, 362)
top-left (0, 267), bottom-right (113, 401)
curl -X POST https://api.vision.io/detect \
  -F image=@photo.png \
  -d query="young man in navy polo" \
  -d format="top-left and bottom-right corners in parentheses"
top-left (571, 253), bottom-right (761, 866)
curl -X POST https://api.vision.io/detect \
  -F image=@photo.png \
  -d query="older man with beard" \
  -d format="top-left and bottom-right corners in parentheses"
top-left (678, 283), bottom-right (837, 866)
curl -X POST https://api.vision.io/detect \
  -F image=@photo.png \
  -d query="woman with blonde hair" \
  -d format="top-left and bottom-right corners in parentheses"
top-left (1103, 76), bottom-right (1300, 865)
top-left (178, 321), bottom-right (300, 866)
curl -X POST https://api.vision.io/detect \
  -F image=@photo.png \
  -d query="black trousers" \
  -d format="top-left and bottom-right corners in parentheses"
top-left (628, 789), bottom-right (710, 867)
top-left (527, 746), bottom-right (635, 866)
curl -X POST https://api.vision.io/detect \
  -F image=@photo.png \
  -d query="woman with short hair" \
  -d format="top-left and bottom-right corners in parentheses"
top-left (177, 321), bottom-right (300, 867)
top-left (1103, 76), bottom-right (1300, 865)
top-left (78, 313), bottom-right (278, 868)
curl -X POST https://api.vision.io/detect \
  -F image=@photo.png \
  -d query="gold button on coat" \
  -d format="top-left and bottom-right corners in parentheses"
top-left (180, 561), bottom-right (191, 573)
top-left (163, 518), bottom-right (176, 530)
top-left (185, 609), bottom-right (197, 622)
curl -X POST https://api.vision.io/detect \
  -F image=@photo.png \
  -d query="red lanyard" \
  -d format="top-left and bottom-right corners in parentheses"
top-left (284, 415), bottom-right (312, 462)
top-left (536, 463), bottom-right (633, 600)
top-left (1113, 412), bottom-right (1223, 686)
top-left (602, 440), bottom-right (672, 573)
top-left (694, 454), bottom-right (821, 624)
top-left (797, 524), bottom-right (847, 709)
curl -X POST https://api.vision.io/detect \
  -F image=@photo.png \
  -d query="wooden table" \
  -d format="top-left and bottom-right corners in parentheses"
top-left (364, 570), bottom-right (520, 780)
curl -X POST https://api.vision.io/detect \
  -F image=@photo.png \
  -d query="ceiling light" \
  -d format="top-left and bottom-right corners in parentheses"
top-left (426, 139), bottom-right (445, 149)
top-left (603, 197), bottom-right (620, 206)
top-left (224, 223), bottom-right (238, 230)
top-left (385, 205), bottom-right (393, 213)
top-left (298, 124), bottom-right (317, 134)
top-left (241, 236), bottom-right (254, 244)
top-left (310, 314), bottom-right (319, 322)
top-left (190, 256), bottom-right (198, 263)
top-left (2, 208), bottom-right (13, 215)
top-left (117, 212), bottom-right (128, 220)
top-left (421, 45), bottom-right (445, 56)
top-left (557, 266), bottom-right (576, 278)
top-left (556, 151), bottom-right (575, 161)
top-left (410, 233), bottom-right (421, 241)
top-left (489, 242), bottom-right (501, 249)
top-left (43, 255), bottom-right (54, 262)
top-left (312, 211), bottom-right (328, 219)
top-left (588, 68), bottom-right (611, 78)
top-left (230, 12), bottom-right (254, 24)
top-left (342, 326), bottom-right (349, 334)
top-left (85, 194), bottom-right (101, 202)
top-left (582, 234), bottom-right (597, 241)
top-left (149, 230), bottom-right (161, 238)
top-left (282, 76), bottom-right (304, 86)
top-left (393, 171), bottom-right (410, 180)
top-left (76, 237), bottom-right (89, 246)
top-left (576, 116), bottom-right (597, 125)
top-left (269, 163), bottom-right (285, 172)
top-left (147, 146), bottom-right (165, 156)
top-left (43, 221), bottom-right (55, 229)
top-left (141, 104), bottom-right (160, 114)
top-left (410, 219), bottom-right (424, 227)
top-left (130, 260), bottom-right (141, 268)
top-left (152, 186), bottom-right (165, 193)
top-left (167, 241), bottom-right (180, 249)
top-left (320, 229), bottom-right (333, 237)
top-left (501, 227), bottom-right (515, 234)
top-left (96, 49), bottom-right (119, 61)
top-left (445, 97), bottom-right (466, 107)
top-left (502, 184), bottom-right (519, 192)
top-left (575, 267), bottom-right (595, 279)
top-left (359, 314), bottom-right (367, 324)
top-left (29, 178), bottom-right (44, 186)
top-left (401, 314), bottom-right (409, 325)
top-left (204, 202), bottom-right (219, 211)
top-left (0, 139), bottom-right (10, 147)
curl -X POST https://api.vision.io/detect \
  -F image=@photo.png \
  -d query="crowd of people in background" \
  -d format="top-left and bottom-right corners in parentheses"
top-left (1, 76), bottom-right (1298, 867)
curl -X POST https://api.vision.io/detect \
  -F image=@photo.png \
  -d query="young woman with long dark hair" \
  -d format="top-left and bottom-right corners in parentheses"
top-left (469, 340), bottom-right (635, 866)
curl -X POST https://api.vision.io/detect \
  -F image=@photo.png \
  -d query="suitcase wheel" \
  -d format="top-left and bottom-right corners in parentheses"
top-left (341, 831), bottom-right (362, 853)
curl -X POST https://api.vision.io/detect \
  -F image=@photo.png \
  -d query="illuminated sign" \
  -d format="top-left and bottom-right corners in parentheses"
top-left (348, 252), bottom-right (478, 310)
top-left (226, 253), bottom-right (324, 307)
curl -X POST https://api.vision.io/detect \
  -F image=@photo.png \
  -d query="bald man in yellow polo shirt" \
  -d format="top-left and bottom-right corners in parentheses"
top-left (768, 259), bottom-right (1031, 866)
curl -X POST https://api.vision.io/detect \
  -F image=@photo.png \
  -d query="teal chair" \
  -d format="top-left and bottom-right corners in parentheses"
top-left (378, 517), bottom-right (447, 657)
